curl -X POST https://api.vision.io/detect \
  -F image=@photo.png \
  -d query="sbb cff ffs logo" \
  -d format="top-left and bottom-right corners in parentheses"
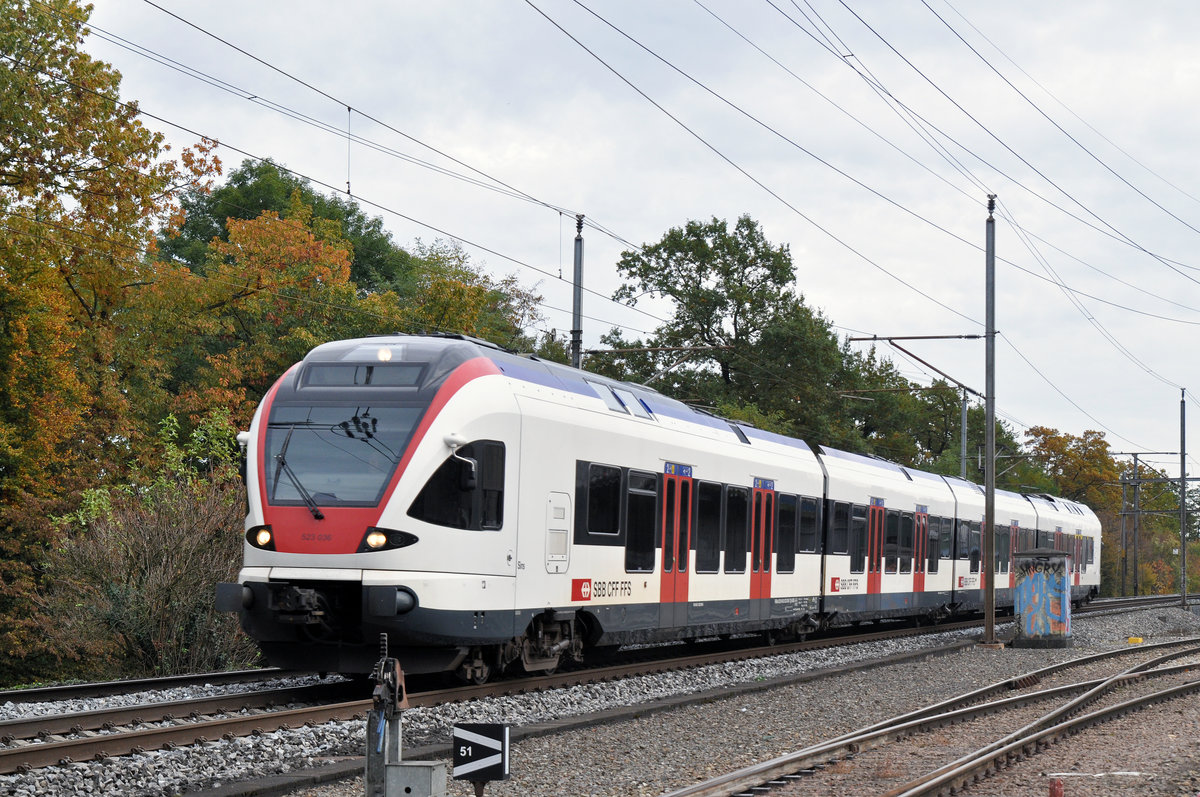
top-left (572, 579), bottom-right (591, 601)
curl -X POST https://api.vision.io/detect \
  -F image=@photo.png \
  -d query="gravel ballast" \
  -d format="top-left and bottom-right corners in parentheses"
top-left (2, 607), bottom-right (1198, 796)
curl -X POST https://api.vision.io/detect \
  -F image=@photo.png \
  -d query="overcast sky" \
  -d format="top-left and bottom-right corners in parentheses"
top-left (84, 1), bottom-right (1200, 479)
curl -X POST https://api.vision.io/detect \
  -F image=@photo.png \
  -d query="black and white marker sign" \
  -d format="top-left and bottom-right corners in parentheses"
top-left (451, 723), bottom-right (510, 782)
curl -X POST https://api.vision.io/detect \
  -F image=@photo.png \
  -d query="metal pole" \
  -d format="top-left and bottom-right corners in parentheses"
top-left (960, 388), bottom-right (968, 479)
top-left (1120, 478), bottom-right (1128, 596)
top-left (984, 195), bottom-right (997, 645)
top-left (570, 214), bottom-right (584, 369)
top-left (1133, 453), bottom-right (1141, 596)
top-left (1182, 389), bottom-right (1188, 607)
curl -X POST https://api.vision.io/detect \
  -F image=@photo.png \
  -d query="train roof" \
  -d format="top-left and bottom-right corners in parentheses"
top-left (297, 334), bottom-right (812, 450)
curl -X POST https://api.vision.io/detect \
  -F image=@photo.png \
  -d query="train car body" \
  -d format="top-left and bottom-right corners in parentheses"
top-left (216, 335), bottom-right (1102, 679)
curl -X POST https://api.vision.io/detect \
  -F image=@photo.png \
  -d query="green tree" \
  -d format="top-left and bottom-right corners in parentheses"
top-left (604, 215), bottom-right (848, 442)
top-left (159, 158), bottom-right (416, 293)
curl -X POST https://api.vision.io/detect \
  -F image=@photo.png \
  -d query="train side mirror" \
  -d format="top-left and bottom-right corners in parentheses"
top-left (458, 456), bottom-right (478, 491)
top-left (444, 433), bottom-right (477, 491)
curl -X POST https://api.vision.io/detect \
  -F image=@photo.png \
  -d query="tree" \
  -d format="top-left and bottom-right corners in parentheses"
top-left (0, 0), bottom-right (218, 681)
top-left (604, 215), bottom-right (849, 442)
top-left (159, 159), bottom-right (417, 293)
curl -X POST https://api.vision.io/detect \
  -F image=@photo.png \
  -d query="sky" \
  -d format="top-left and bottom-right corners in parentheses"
top-left (81, 0), bottom-right (1200, 481)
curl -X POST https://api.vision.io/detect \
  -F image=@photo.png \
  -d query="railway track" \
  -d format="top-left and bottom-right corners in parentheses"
top-left (664, 637), bottom-right (1200, 796)
top-left (0, 619), bottom-right (980, 776)
top-left (0, 595), bottom-right (1185, 788)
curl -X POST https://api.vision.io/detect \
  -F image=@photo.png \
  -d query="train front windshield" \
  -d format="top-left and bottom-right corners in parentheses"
top-left (264, 404), bottom-right (424, 506)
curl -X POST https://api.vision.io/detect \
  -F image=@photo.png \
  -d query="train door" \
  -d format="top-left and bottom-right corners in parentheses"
top-left (750, 480), bottom-right (775, 613)
top-left (659, 469), bottom-right (693, 627)
top-left (913, 509), bottom-right (928, 593)
top-left (867, 498), bottom-right (885, 594)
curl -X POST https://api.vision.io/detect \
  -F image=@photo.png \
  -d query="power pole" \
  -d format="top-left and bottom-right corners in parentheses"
top-left (1134, 453), bottom-right (1141, 596)
top-left (570, 215), bottom-right (584, 369)
top-left (1182, 389), bottom-right (1188, 607)
top-left (960, 387), bottom-right (969, 479)
top-left (983, 195), bottom-right (997, 645)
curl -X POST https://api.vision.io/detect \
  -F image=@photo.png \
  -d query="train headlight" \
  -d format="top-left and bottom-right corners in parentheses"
top-left (247, 525), bottom-right (275, 551)
top-left (356, 527), bottom-right (419, 553)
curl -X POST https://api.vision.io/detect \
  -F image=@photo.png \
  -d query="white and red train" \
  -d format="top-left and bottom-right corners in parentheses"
top-left (216, 334), bottom-right (1101, 680)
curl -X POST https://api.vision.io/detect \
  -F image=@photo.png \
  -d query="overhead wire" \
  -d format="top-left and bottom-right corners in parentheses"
top-left (701, 0), bottom-right (1200, 323)
top-left (920, 0), bottom-right (1200, 240)
top-left (0, 51), bottom-right (670, 335)
top-left (830, 0), bottom-right (1200, 290)
top-left (524, 0), bottom-right (976, 326)
top-left (126, 0), bottom-right (643, 252)
top-left (937, 0), bottom-right (1200, 213)
top-left (0, 208), bottom-right (653, 337)
top-left (765, 0), bottom-right (1200, 282)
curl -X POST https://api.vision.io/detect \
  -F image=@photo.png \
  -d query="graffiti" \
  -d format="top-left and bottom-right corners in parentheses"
top-left (1015, 558), bottom-right (1070, 638)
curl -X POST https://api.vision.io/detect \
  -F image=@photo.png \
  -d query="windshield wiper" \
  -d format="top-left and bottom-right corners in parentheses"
top-left (273, 426), bottom-right (325, 520)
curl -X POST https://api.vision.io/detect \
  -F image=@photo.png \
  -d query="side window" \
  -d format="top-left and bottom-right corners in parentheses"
top-left (776, 494), bottom-right (797, 574)
top-left (695, 481), bottom-right (722, 573)
top-left (849, 503), bottom-right (867, 573)
top-left (830, 500), bottom-right (850, 555)
top-left (969, 522), bottom-right (981, 574)
top-left (407, 440), bottom-right (505, 530)
top-left (724, 486), bottom-right (749, 573)
top-left (799, 496), bottom-right (820, 553)
top-left (927, 515), bottom-right (940, 574)
top-left (939, 517), bottom-right (953, 559)
top-left (587, 464), bottom-right (622, 535)
top-left (899, 512), bottom-right (914, 574)
top-left (624, 471), bottom-right (657, 572)
top-left (884, 509), bottom-right (900, 574)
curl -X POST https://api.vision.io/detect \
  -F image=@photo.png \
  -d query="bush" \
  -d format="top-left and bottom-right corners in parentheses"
top-left (37, 413), bottom-right (259, 679)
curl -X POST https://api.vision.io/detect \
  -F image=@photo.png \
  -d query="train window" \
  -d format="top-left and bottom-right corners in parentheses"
top-left (407, 440), bottom-right (505, 531)
top-left (849, 504), bottom-right (867, 573)
top-left (968, 522), bottom-right (981, 573)
top-left (926, 516), bottom-right (940, 574)
top-left (994, 525), bottom-right (1009, 574)
top-left (939, 517), bottom-right (953, 560)
top-left (776, 494), bottom-right (797, 574)
top-left (956, 520), bottom-right (970, 560)
top-left (883, 510), bottom-right (900, 574)
top-left (695, 482), bottom-right (722, 573)
top-left (625, 470), bottom-right (657, 572)
top-left (724, 486), bottom-right (749, 573)
top-left (799, 497), bottom-right (820, 554)
top-left (899, 512), bottom-right (914, 574)
top-left (830, 500), bottom-right (850, 555)
top-left (587, 464), bottom-right (622, 535)
top-left (302, 363), bottom-right (424, 387)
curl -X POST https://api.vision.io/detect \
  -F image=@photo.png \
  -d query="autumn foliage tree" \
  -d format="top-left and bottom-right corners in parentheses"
top-left (0, 0), bottom-right (219, 680)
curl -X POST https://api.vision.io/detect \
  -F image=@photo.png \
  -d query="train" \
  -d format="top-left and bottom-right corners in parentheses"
top-left (216, 334), bottom-right (1101, 681)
